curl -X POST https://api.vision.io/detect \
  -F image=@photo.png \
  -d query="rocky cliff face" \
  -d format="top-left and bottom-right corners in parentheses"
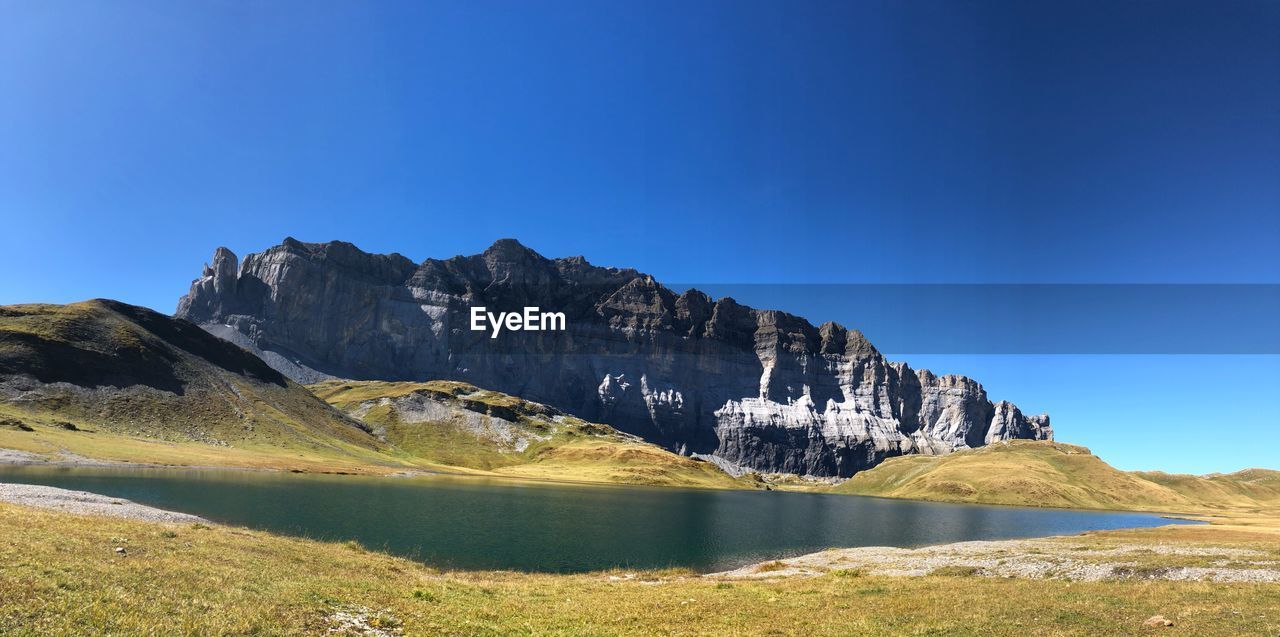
top-left (176, 238), bottom-right (1050, 477)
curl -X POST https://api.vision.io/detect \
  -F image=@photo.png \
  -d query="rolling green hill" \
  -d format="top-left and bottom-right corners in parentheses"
top-left (311, 380), bottom-right (752, 489)
top-left (833, 440), bottom-right (1280, 513)
top-left (1134, 468), bottom-right (1280, 510)
top-left (0, 300), bottom-right (404, 472)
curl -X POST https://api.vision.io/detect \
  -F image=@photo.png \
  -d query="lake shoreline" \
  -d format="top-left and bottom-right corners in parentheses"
top-left (0, 482), bottom-right (209, 523)
top-left (0, 447), bottom-right (1222, 522)
top-left (0, 447), bottom-right (451, 478)
top-left (0, 464), bottom-right (1201, 574)
top-left (0, 487), bottom-right (1266, 584)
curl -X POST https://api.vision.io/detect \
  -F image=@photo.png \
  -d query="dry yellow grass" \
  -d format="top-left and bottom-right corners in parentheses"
top-left (833, 440), bottom-right (1280, 514)
top-left (0, 404), bottom-right (747, 489)
top-left (494, 438), bottom-right (753, 489)
top-left (0, 425), bottom-right (447, 475)
top-left (1, 502), bottom-right (1277, 636)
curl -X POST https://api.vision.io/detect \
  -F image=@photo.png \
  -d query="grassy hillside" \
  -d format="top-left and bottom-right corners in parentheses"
top-left (1135, 469), bottom-right (1280, 510)
top-left (312, 380), bottom-right (751, 489)
top-left (0, 300), bottom-right (409, 472)
top-left (2, 502), bottom-right (1277, 636)
top-left (833, 440), bottom-right (1280, 513)
top-left (0, 304), bottom-right (745, 487)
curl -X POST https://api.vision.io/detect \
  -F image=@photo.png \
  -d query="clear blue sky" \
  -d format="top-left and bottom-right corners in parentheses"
top-left (1, 1), bottom-right (1277, 473)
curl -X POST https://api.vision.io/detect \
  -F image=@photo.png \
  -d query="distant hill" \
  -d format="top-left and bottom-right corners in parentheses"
top-left (833, 440), bottom-right (1280, 513)
top-left (0, 300), bottom-right (390, 470)
top-left (1134, 469), bottom-right (1280, 511)
top-left (311, 380), bottom-right (750, 489)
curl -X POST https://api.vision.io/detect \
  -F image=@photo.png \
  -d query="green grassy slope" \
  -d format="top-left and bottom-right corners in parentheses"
top-left (312, 380), bottom-right (752, 489)
top-left (1135, 469), bottom-right (1280, 510)
top-left (0, 300), bottom-right (404, 472)
top-left (833, 440), bottom-right (1280, 513)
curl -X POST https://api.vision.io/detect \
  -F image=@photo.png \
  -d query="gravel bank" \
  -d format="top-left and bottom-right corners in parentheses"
top-left (0, 483), bottom-right (208, 523)
top-left (0, 448), bottom-right (134, 467)
top-left (0, 449), bottom-right (47, 464)
top-left (712, 537), bottom-right (1280, 583)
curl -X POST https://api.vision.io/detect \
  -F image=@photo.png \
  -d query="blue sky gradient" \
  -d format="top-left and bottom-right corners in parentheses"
top-left (1, 1), bottom-right (1277, 473)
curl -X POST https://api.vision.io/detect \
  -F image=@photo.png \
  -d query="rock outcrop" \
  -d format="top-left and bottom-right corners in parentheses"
top-left (176, 238), bottom-right (1051, 477)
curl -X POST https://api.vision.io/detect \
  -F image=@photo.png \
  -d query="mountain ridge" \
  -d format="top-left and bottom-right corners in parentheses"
top-left (176, 238), bottom-right (1052, 477)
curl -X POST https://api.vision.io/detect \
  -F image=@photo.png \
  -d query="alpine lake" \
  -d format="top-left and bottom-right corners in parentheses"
top-left (0, 465), bottom-right (1194, 573)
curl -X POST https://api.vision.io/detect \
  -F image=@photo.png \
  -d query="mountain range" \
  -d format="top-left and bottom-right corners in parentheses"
top-left (0, 300), bottom-right (737, 484)
top-left (176, 238), bottom-right (1051, 477)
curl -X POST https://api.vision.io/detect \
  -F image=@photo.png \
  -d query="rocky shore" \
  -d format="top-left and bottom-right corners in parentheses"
top-left (713, 535), bottom-right (1280, 583)
top-left (0, 483), bottom-right (208, 523)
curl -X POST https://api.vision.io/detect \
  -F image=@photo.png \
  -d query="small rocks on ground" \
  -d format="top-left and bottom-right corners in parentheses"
top-left (326, 605), bottom-right (402, 636)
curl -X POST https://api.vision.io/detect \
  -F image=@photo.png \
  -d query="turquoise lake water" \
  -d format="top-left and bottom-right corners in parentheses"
top-left (0, 466), bottom-right (1193, 572)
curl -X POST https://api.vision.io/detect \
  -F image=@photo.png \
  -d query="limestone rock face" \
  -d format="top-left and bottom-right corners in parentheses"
top-left (176, 238), bottom-right (1051, 477)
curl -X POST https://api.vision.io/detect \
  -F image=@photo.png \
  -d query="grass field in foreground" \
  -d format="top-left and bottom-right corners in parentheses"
top-left (1, 503), bottom-right (1278, 636)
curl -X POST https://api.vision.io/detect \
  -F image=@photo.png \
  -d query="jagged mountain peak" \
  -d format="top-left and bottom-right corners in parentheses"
top-left (175, 239), bottom-right (1050, 477)
top-left (482, 237), bottom-right (541, 260)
